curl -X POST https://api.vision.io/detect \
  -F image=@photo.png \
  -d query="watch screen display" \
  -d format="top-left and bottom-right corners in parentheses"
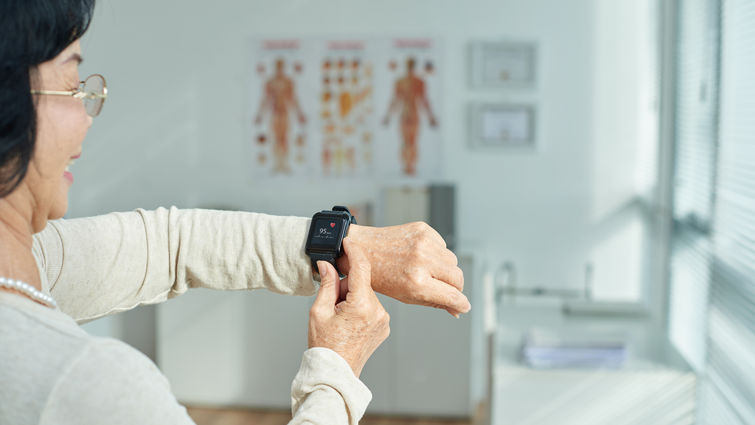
top-left (310, 218), bottom-right (343, 249)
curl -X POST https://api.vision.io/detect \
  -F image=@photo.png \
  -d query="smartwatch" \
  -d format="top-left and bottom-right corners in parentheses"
top-left (305, 206), bottom-right (357, 279)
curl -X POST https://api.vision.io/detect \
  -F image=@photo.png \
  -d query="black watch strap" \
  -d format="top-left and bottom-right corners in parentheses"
top-left (309, 252), bottom-right (337, 275)
top-left (310, 254), bottom-right (346, 281)
top-left (333, 206), bottom-right (358, 224)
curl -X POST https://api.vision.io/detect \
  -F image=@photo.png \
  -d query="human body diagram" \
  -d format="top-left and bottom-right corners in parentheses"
top-left (254, 59), bottom-right (307, 174)
top-left (382, 58), bottom-right (438, 176)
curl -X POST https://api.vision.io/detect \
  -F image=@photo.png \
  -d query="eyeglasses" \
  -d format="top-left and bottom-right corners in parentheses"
top-left (31, 74), bottom-right (108, 117)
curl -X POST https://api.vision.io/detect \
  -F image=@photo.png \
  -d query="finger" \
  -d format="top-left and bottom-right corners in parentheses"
top-left (312, 261), bottom-right (339, 315)
top-left (423, 223), bottom-right (447, 248)
top-left (431, 263), bottom-right (465, 292)
top-left (445, 308), bottom-right (461, 319)
top-left (342, 238), bottom-right (372, 295)
top-left (419, 277), bottom-right (471, 314)
top-left (338, 276), bottom-right (349, 302)
top-left (436, 247), bottom-right (459, 266)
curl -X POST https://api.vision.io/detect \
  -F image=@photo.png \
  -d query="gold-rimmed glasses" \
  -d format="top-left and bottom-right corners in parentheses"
top-left (31, 74), bottom-right (108, 117)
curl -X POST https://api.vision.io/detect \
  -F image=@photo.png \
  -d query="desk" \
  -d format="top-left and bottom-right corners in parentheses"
top-left (489, 304), bottom-right (696, 425)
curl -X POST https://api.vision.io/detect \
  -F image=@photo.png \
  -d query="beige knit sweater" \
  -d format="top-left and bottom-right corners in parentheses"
top-left (0, 206), bottom-right (371, 425)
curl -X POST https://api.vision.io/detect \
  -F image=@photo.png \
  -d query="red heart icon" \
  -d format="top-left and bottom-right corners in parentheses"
top-left (330, 222), bottom-right (336, 228)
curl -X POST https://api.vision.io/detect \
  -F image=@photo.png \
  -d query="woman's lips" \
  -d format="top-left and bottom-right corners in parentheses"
top-left (66, 152), bottom-right (80, 183)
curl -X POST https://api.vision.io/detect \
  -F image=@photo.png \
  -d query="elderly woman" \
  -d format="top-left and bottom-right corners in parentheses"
top-left (0, 1), bottom-right (469, 424)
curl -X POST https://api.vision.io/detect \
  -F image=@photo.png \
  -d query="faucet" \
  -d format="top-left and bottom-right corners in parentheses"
top-left (494, 261), bottom-right (516, 305)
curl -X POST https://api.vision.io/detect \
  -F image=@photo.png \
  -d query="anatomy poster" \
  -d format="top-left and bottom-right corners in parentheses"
top-left (319, 40), bottom-right (375, 178)
top-left (250, 40), bottom-right (315, 177)
top-left (376, 38), bottom-right (441, 178)
top-left (248, 37), bottom-right (441, 179)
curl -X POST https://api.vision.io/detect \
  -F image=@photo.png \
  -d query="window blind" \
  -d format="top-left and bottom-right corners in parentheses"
top-left (698, 0), bottom-right (755, 422)
top-left (668, 0), bottom-right (720, 374)
top-left (672, 0), bottom-right (720, 227)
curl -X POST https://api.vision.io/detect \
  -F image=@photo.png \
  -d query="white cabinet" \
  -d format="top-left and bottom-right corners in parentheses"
top-left (158, 288), bottom-right (311, 407)
top-left (360, 297), bottom-right (471, 416)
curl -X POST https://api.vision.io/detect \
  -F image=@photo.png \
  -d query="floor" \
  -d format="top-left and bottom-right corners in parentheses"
top-left (186, 406), bottom-right (471, 425)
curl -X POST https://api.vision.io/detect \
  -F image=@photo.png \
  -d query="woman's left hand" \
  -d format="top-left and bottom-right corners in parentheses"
top-left (337, 222), bottom-right (470, 317)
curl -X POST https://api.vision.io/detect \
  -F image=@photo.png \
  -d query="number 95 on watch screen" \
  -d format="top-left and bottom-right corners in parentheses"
top-left (310, 218), bottom-right (343, 249)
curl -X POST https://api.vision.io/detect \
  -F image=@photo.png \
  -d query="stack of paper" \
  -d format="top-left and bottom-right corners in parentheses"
top-left (520, 328), bottom-right (627, 369)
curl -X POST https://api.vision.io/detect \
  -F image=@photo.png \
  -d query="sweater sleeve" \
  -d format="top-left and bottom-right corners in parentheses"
top-left (31, 206), bottom-right (315, 323)
top-left (289, 348), bottom-right (372, 425)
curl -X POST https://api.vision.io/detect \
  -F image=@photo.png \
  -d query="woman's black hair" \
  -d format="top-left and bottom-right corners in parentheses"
top-left (0, 0), bottom-right (95, 198)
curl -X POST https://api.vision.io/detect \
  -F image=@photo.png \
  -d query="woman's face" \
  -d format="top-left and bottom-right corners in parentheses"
top-left (25, 40), bottom-right (92, 231)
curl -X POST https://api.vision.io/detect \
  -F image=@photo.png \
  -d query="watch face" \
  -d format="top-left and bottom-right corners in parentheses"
top-left (309, 217), bottom-right (344, 250)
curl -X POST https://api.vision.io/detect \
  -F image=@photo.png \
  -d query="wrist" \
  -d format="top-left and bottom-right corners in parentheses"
top-left (346, 223), bottom-right (365, 242)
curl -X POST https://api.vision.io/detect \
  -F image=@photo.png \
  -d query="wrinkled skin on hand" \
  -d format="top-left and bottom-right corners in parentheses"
top-left (309, 238), bottom-right (390, 377)
top-left (338, 222), bottom-right (471, 317)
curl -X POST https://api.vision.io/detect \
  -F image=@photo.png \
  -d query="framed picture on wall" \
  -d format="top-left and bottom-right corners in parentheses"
top-left (468, 103), bottom-right (537, 150)
top-left (469, 41), bottom-right (537, 88)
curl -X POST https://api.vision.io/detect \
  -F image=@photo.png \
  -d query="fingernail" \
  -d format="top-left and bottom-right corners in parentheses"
top-left (317, 261), bottom-right (328, 279)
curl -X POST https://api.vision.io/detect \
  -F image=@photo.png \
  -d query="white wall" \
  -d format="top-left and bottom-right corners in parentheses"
top-left (72, 0), bottom-right (659, 413)
top-left (74, 0), bottom-right (655, 299)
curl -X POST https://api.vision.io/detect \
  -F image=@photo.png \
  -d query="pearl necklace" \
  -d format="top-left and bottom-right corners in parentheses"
top-left (0, 276), bottom-right (57, 309)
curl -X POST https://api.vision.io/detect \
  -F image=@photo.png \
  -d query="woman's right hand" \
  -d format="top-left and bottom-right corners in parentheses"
top-left (308, 238), bottom-right (390, 377)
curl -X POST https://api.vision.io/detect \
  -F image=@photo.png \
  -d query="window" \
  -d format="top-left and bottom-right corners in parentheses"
top-left (668, 0), bottom-right (755, 422)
